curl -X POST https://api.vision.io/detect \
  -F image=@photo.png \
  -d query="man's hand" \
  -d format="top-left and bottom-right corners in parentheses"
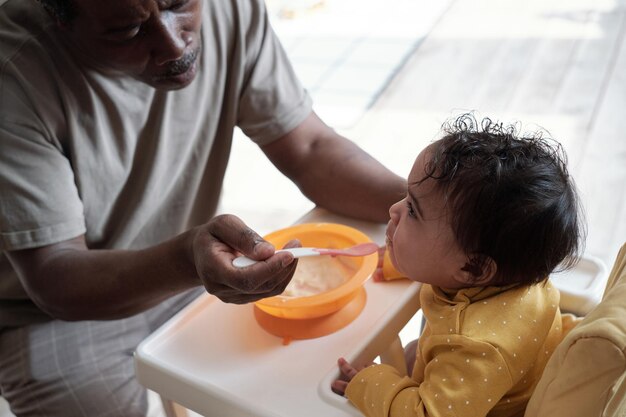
top-left (5, 213), bottom-right (298, 320)
top-left (190, 214), bottom-right (299, 304)
top-left (331, 357), bottom-right (376, 396)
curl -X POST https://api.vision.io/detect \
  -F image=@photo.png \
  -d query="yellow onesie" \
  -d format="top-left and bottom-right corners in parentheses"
top-left (346, 281), bottom-right (577, 417)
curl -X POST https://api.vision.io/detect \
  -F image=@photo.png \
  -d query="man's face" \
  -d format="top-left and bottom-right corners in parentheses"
top-left (63, 0), bottom-right (203, 90)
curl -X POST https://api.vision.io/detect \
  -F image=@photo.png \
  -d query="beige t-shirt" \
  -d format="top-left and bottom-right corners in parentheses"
top-left (0, 0), bottom-right (312, 326)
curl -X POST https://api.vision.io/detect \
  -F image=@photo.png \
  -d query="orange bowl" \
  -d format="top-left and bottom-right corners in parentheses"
top-left (255, 223), bottom-right (377, 319)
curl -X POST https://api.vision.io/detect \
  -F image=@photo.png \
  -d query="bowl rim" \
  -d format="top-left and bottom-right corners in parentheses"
top-left (255, 223), bottom-right (378, 309)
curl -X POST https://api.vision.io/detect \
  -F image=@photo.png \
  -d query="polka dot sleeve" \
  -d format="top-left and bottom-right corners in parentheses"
top-left (345, 339), bottom-right (513, 417)
top-left (345, 364), bottom-right (419, 417)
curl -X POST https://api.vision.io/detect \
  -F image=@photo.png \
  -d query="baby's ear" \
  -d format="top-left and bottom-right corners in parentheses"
top-left (455, 255), bottom-right (497, 286)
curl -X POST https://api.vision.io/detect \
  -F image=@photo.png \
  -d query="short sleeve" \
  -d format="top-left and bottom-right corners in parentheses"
top-left (235, 0), bottom-right (313, 145)
top-left (0, 118), bottom-right (85, 250)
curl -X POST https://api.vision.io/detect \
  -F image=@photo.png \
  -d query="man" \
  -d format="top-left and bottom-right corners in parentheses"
top-left (0, 0), bottom-right (405, 415)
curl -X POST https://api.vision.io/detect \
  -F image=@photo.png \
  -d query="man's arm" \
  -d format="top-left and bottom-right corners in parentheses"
top-left (5, 215), bottom-right (298, 321)
top-left (261, 112), bottom-right (406, 223)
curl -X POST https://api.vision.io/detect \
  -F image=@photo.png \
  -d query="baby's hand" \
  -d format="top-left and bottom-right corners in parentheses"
top-left (331, 357), bottom-right (375, 396)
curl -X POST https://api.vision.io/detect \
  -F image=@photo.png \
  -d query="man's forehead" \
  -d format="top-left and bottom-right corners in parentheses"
top-left (74, 0), bottom-right (153, 25)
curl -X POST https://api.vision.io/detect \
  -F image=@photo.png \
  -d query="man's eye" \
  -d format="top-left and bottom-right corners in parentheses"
top-left (168, 0), bottom-right (188, 11)
top-left (121, 26), bottom-right (141, 41)
top-left (406, 202), bottom-right (417, 218)
top-left (107, 26), bottom-right (141, 43)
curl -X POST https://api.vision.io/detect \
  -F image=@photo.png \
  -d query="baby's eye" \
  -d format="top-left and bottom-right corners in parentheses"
top-left (406, 201), bottom-right (417, 218)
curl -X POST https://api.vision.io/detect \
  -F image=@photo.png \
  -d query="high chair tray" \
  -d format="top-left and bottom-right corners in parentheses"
top-left (135, 279), bottom-right (422, 417)
top-left (135, 209), bottom-right (424, 417)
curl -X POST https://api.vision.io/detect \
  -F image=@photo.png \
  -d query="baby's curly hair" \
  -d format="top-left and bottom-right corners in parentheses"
top-left (421, 114), bottom-right (585, 286)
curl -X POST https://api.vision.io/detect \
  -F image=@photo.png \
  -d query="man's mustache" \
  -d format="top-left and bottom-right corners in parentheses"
top-left (161, 47), bottom-right (200, 77)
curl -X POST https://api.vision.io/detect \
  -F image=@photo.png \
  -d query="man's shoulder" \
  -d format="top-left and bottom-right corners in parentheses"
top-left (204, 0), bottom-right (268, 32)
top-left (0, 0), bottom-right (59, 79)
top-left (0, 1), bottom-right (77, 126)
top-left (0, 0), bottom-right (51, 51)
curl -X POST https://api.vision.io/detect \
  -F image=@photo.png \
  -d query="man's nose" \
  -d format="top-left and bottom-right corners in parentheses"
top-left (151, 19), bottom-right (190, 65)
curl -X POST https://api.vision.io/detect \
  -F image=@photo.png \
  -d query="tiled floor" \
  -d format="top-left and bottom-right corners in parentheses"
top-left (268, 0), bottom-right (454, 128)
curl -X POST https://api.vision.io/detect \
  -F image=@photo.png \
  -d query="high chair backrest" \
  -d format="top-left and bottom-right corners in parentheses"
top-left (524, 243), bottom-right (626, 417)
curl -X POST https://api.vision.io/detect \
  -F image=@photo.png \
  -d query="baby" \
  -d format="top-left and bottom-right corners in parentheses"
top-left (332, 114), bottom-right (583, 417)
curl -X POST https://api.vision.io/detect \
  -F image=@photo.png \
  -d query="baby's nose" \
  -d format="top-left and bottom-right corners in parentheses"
top-left (389, 200), bottom-right (402, 224)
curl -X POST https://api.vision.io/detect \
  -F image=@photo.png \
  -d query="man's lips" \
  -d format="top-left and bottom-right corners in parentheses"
top-left (155, 47), bottom-right (200, 79)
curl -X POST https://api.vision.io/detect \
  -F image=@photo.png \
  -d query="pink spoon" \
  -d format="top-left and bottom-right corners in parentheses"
top-left (232, 242), bottom-right (379, 268)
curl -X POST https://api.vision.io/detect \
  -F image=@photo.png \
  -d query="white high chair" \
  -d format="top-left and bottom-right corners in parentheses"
top-left (524, 243), bottom-right (626, 417)
top-left (134, 210), bottom-right (624, 417)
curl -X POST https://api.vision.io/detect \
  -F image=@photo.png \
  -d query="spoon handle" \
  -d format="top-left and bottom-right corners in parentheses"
top-left (232, 247), bottom-right (320, 268)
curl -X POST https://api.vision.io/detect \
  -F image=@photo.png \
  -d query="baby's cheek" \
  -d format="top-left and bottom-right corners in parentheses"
top-left (382, 248), bottom-right (405, 280)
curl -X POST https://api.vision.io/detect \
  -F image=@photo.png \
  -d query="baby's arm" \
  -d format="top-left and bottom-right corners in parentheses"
top-left (342, 337), bottom-right (515, 417)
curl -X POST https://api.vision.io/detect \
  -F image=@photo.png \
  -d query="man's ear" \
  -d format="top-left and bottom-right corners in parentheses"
top-left (39, 5), bottom-right (70, 30)
top-left (454, 255), bottom-right (497, 286)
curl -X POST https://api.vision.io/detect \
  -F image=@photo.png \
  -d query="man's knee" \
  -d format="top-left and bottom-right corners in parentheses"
top-left (2, 373), bottom-right (149, 417)
top-left (0, 319), bottom-right (151, 417)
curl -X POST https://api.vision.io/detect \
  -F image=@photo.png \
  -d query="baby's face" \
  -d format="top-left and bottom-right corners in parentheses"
top-left (386, 147), bottom-right (470, 288)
